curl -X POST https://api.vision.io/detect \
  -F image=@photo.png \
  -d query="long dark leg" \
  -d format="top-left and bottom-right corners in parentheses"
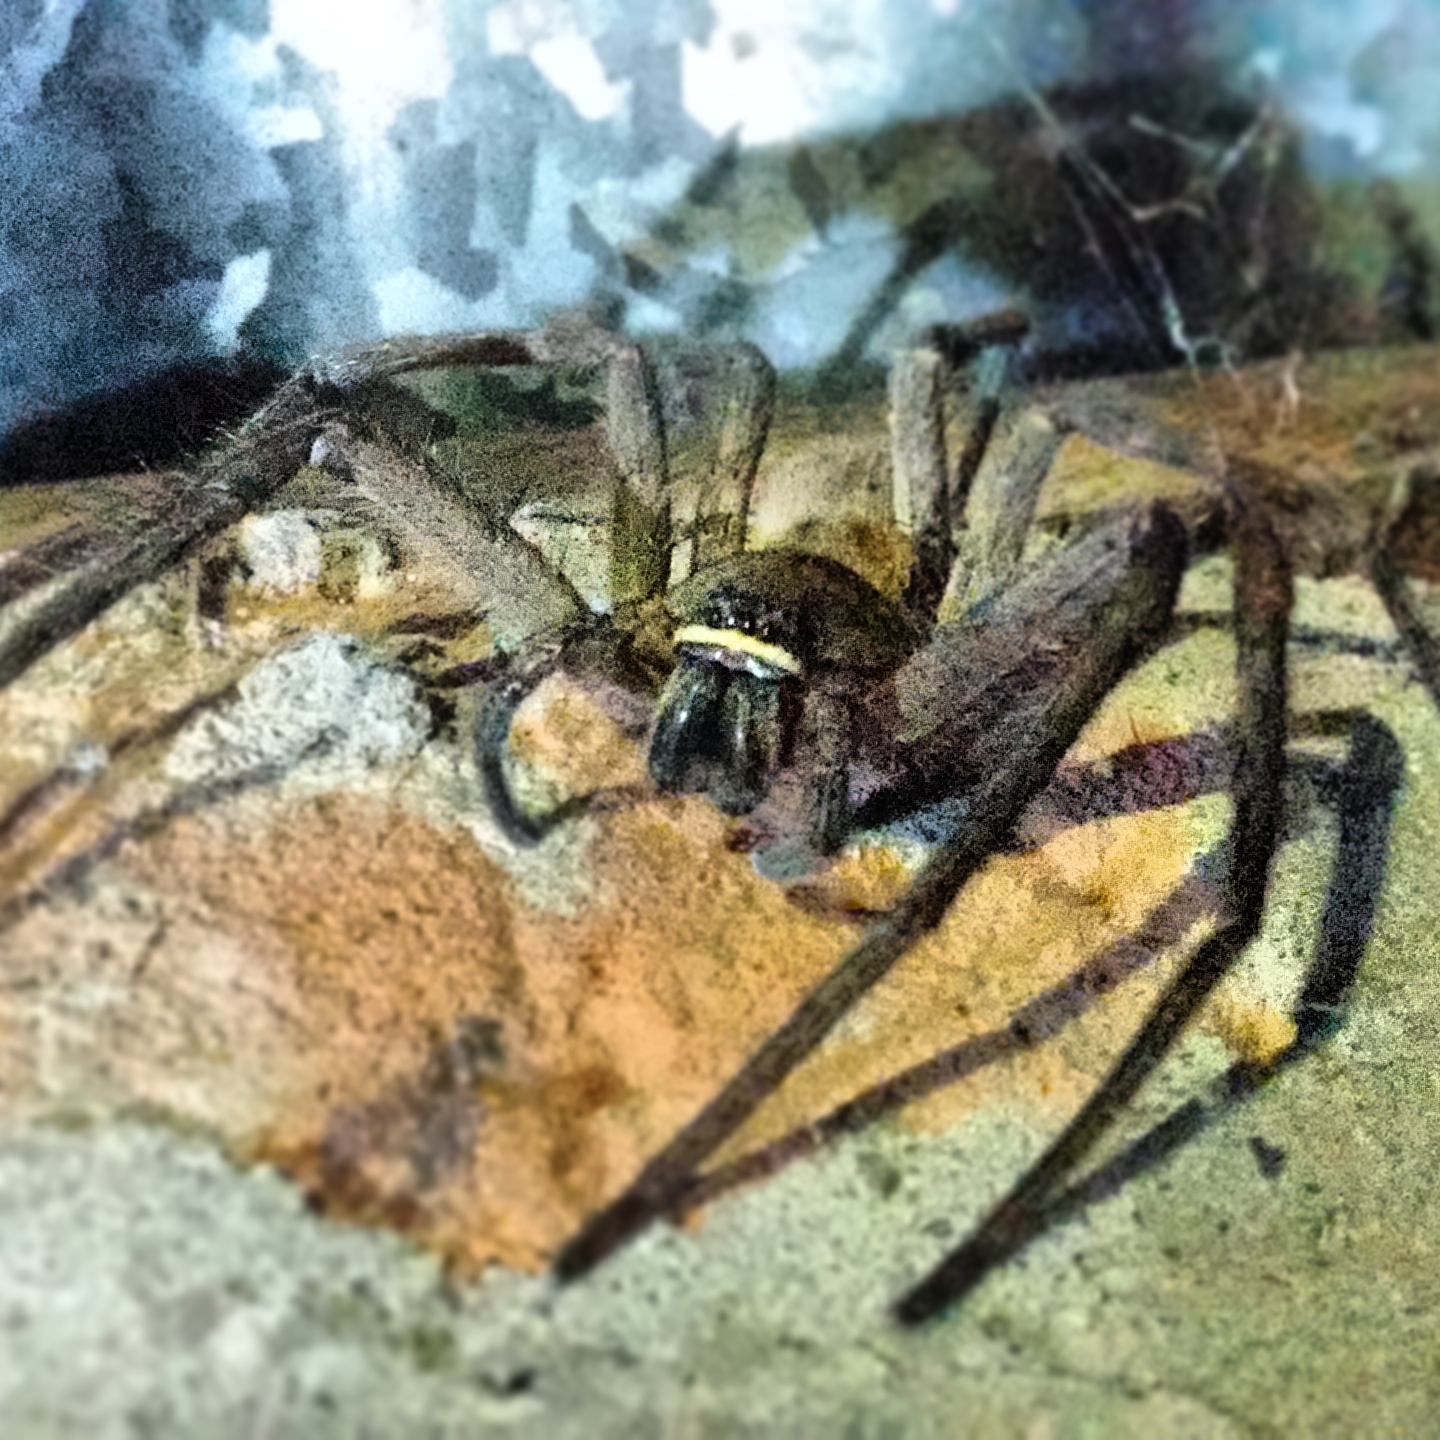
top-left (0, 333), bottom-right (562, 692)
top-left (554, 503), bottom-right (1187, 1281)
top-left (0, 378), bottom-right (330, 690)
top-left (895, 482), bottom-right (1291, 1324)
top-left (1370, 462), bottom-right (1440, 712)
top-left (554, 774), bottom-right (1054, 1281)
top-left (671, 869), bottom-right (1218, 1211)
top-left (1030, 707), bottom-right (1402, 1241)
top-left (890, 344), bottom-right (954, 622)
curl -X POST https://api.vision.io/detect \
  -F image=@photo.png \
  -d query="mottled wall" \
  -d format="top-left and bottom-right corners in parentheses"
top-left (2, 0), bottom-right (1438, 450)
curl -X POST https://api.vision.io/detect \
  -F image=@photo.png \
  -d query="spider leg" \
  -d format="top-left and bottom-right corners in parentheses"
top-left (1369, 460), bottom-right (1440, 711)
top-left (0, 333), bottom-right (559, 691)
top-left (894, 480), bottom-right (1291, 1325)
top-left (891, 313), bottom-right (1027, 621)
top-left (554, 499), bottom-right (1189, 1283)
top-left (475, 338), bottom-right (685, 842)
top-left (693, 344), bottom-right (776, 572)
top-left (605, 341), bottom-right (673, 606)
top-left (795, 680), bottom-right (854, 856)
top-left (0, 374), bottom-right (329, 689)
top-left (889, 344), bottom-right (953, 620)
top-left (938, 404), bottom-right (1068, 621)
top-left (1029, 706), bottom-right (1402, 1242)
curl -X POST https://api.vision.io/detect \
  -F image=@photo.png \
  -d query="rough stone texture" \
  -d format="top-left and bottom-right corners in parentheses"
top-left (2, 347), bottom-right (1439, 1434)
top-left (162, 632), bottom-right (430, 788)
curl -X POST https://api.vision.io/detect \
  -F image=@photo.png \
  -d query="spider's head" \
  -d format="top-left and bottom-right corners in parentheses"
top-left (648, 551), bottom-right (914, 821)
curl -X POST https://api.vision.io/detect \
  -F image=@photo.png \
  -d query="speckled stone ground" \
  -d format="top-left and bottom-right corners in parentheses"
top-left (2, 347), bottom-right (1439, 1436)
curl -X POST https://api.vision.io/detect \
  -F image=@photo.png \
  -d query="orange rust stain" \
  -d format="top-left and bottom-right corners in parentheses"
top-left (112, 774), bottom-right (1216, 1275)
top-left (1203, 992), bottom-right (1298, 1068)
top-left (122, 792), bottom-right (843, 1270)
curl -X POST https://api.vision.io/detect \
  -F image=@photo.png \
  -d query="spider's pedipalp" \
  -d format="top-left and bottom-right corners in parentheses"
top-left (474, 659), bottom-right (569, 846)
top-left (470, 335), bottom-right (781, 845)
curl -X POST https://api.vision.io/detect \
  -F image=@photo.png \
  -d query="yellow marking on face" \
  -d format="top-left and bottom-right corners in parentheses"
top-left (672, 625), bottom-right (804, 676)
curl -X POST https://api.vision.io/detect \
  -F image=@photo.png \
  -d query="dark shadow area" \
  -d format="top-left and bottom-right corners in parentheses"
top-left (897, 709), bottom-right (1403, 1319)
top-left (0, 358), bottom-right (285, 486)
top-left (0, 524), bottom-right (112, 607)
top-left (558, 700), bottom-right (1397, 1309)
top-left (1013, 731), bottom-right (1232, 848)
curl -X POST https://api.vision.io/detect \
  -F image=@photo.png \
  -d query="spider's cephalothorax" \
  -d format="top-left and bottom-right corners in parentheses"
top-left (650, 551), bottom-right (914, 836)
top-left (10, 319), bottom-right (1429, 1330)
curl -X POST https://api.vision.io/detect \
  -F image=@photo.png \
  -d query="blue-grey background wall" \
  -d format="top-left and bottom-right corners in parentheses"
top-left (3, 0), bottom-right (1438, 462)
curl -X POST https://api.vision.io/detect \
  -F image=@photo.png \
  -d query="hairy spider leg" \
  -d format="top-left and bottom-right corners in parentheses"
top-left (891, 317), bottom-right (1029, 623)
top-left (1370, 460), bottom-right (1440, 713)
top-left (793, 676), bottom-right (855, 855)
top-left (941, 406), bottom-right (1067, 620)
top-left (0, 331), bottom-right (606, 691)
top-left (981, 705), bottom-right (1404, 1271)
top-left (684, 344), bottom-right (776, 577)
top-left (606, 341), bottom-right (673, 606)
top-left (474, 337), bottom-right (777, 841)
top-left (0, 375), bottom-right (335, 690)
top-left (672, 662), bottom-right (1402, 1216)
top-left (894, 481), bottom-right (1291, 1324)
top-left (890, 344), bottom-right (954, 621)
top-left (670, 870), bottom-right (1220, 1212)
top-left (553, 497), bottom-right (1189, 1283)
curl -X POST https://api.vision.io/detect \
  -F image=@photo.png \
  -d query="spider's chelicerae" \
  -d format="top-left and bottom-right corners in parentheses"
top-left (1, 318), bottom-right (1433, 1323)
